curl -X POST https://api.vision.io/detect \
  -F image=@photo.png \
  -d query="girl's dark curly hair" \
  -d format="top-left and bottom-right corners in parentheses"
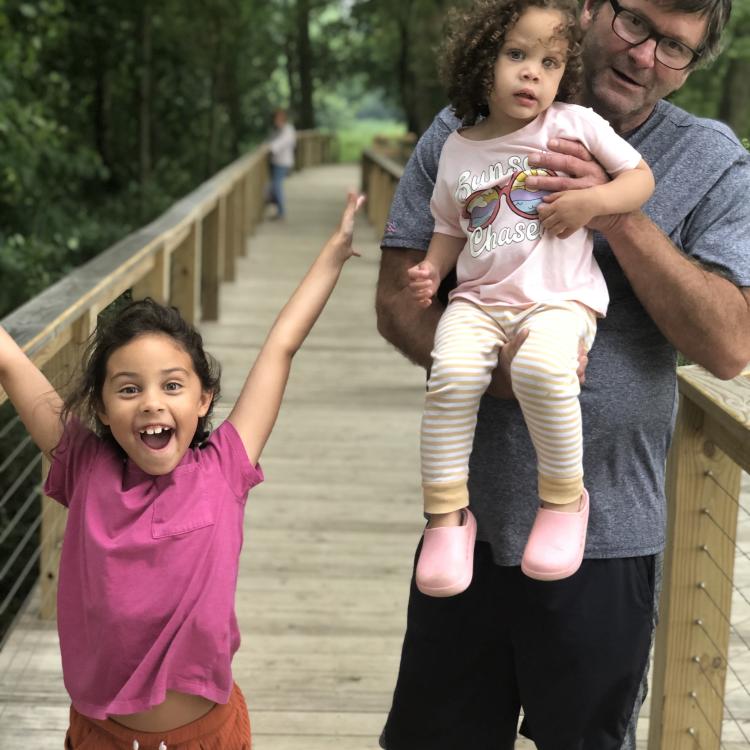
top-left (61, 298), bottom-right (221, 453)
top-left (439, 0), bottom-right (583, 125)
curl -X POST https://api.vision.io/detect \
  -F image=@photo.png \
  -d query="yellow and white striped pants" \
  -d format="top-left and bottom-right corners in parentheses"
top-left (421, 299), bottom-right (597, 515)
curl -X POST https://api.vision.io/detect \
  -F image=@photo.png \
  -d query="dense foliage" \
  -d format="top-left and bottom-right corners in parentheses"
top-left (0, 0), bottom-right (748, 320)
top-left (0, 0), bottom-right (315, 318)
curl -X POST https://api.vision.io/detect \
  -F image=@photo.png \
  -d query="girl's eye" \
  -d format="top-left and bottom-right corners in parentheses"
top-left (507, 49), bottom-right (524, 61)
top-left (165, 382), bottom-right (182, 392)
top-left (118, 386), bottom-right (139, 396)
top-left (543, 58), bottom-right (560, 69)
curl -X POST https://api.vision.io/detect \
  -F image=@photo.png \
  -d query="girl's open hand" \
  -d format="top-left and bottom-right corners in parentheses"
top-left (330, 191), bottom-right (366, 262)
top-left (408, 260), bottom-right (440, 308)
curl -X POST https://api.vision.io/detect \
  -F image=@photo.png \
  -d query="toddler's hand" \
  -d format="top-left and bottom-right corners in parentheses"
top-left (538, 192), bottom-right (594, 239)
top-left (331, 191), bottom-right (366, 262)
top-left (408, 261), bottom-right (439, 308)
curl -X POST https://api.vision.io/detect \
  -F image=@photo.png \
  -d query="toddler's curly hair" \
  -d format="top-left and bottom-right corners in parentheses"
top-left (439, 0), bottom-right (583, 125)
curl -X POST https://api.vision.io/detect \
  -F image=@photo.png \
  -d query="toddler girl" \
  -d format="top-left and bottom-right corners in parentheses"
top-left (410, 0), bottom-right (654, 595)
top-left (0, 192), bottom-right (364, 748)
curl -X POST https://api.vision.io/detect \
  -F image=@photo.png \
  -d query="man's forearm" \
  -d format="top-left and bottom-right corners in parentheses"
top-left (602, 211), bottom-right (750, 378)
top-left (376, 249), bottom-right (444, 369)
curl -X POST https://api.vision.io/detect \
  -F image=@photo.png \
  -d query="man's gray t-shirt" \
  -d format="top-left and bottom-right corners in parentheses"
top-left (382, 99), bottom-right (750, 565)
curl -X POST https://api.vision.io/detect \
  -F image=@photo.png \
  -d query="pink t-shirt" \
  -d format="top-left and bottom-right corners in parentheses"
top-left (44, 418), bottom-right (263, 719)
top-left (431, 102), bottom-right (643, 316)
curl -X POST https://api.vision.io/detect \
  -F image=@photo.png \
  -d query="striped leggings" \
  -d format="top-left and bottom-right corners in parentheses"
top-left (421, 299), bottom-right (597, 515)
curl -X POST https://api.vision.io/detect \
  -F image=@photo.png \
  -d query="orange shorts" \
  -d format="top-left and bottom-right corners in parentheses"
top-left (65, 683), bottom-right (251, 749)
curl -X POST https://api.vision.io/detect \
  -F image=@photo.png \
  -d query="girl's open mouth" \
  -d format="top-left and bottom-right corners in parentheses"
top-left (139, 427), bottom-right (174, 450)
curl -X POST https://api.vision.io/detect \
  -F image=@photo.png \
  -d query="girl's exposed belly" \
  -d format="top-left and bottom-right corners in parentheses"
top-left (110, 690), bottom-right (215, 732)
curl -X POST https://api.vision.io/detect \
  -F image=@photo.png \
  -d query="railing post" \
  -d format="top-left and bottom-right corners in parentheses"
top-left (224, 188), bottom-right (237, 282)
top-left (237, 179), bottom-right (247, 257)
top-left (649, 390), bottom-right (742, 749)
top-left (131, 245), bottom-right (169, 303)
top-left (201, 202), bottom-right (225, 321)
top-left (39, 311), bottom-right (96, 620)
top-left (169, 223), bottom-right (201, 325)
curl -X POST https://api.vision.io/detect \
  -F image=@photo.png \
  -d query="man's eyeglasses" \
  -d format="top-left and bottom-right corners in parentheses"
top-left (608, 0), bottom-right (702, 70)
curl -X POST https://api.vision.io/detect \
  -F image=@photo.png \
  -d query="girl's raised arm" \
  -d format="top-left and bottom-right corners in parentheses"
top-left (0, 326), bottom-right (64, 457)
top-left (227, 192), bottom-right (365, 465)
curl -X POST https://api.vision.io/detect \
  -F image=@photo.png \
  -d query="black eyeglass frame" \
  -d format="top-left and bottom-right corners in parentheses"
top-left (608, 0), bottom-right (703, 70)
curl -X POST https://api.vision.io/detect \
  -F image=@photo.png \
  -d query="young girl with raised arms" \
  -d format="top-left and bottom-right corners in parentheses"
top-left (410, 0), bottom-right (654, 596)
top-left (0, 192), bottom-right (364, 749)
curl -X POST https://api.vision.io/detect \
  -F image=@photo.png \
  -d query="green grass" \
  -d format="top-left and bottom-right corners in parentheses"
top-left (334, 118), bottom-right (407, 163)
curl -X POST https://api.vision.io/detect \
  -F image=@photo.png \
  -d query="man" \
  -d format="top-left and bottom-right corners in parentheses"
top-left (375, 1), bottom-right (750, 748)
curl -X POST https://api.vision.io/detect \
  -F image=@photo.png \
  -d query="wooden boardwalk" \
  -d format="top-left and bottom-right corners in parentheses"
top-left (0, 163), bottom-right (748, 748)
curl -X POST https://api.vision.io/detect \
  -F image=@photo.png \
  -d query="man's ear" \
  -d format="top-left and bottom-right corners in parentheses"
top-left (580, 0), bottom-right (596, 30)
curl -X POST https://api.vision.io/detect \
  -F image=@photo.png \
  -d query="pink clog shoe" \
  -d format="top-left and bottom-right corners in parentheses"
top-left (415, 508), bottom-right (477, 597)
top-left (521, 489), bottom-right (589, 581)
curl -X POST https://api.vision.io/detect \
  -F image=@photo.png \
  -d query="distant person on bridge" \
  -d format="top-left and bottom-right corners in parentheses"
top-left (0, 192), bottom-right (365, 749)
top-left (375, 0), bottom-right (750, 748)
top-left (267, 107), bottom-right (297, 221)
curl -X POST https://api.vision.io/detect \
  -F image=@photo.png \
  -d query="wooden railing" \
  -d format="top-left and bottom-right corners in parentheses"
top-left (362, 150), bottom-right (750, 749)
top-left (361, 148), bottom-right (404, 240)
top-left (0, 130), bottom-right (333, 622)
top-left (649, 365), bottom-right (750, 749)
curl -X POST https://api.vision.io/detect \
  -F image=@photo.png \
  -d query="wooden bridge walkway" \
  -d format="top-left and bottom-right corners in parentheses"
top-left (0, 162), bottom-right (748, 748)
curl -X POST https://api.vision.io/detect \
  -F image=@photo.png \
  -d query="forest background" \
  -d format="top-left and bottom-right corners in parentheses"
top-left (1, 0), bottom-right (749, 320)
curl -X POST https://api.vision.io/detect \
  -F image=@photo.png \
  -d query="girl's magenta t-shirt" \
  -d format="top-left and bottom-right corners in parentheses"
top-left (44, 417), bottom-right (263, 719)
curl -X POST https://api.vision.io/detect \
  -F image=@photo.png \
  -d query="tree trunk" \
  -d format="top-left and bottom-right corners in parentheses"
top-left (138, 3), bottom-right (152, 215)
top-left (296, 0), bottom-right (314, 128)
top-left (719, 57), bottom-right (750, 140)
top-left (393, 1), bottom-right (417, 133)
top-left (93, 55), bottom-right (114, 188)
top-left (284, 25), bottom-right (299, 119)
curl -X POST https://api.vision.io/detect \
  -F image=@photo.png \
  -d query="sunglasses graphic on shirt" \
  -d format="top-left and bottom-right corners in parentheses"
top-left (462, 168), bottom-right (556, 231)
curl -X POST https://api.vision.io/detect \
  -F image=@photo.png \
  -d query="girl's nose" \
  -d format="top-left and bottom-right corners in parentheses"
top-left (522, 66), bottom-right (540, 81)
top-left (140, 388), bottom-right (165, 412)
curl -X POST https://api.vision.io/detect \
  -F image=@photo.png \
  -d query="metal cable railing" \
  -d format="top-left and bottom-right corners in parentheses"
top-left (679, 469), bottom-right (750, 749)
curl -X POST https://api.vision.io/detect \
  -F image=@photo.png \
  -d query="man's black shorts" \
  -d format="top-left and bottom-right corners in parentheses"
top-left (381, 541), bottom-right (656, 750)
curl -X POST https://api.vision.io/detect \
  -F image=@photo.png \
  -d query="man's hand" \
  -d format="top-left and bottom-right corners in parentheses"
top-left (408, 260), bottom-right (441, 308)
top-left (525, 138), bottom-right (609, 192)
top-left (486, 330), bottom-right (590, 400)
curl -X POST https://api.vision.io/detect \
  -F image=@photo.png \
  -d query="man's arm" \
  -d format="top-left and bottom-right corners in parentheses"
top-left (531, 140), bottom-right (750, 380)
top-left (376, 248), bottom-right (443, 370)
top-left (594, 210), bottom-right (750, 379)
